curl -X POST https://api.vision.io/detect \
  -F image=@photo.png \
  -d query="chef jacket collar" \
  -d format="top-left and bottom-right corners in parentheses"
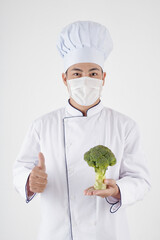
top-left (65, 98), bottom-right (104, 117)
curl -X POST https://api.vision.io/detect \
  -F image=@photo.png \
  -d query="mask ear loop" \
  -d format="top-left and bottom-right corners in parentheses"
top-left (66, 79), bottom-right (72, 98)
top-left (99, 80), bottom-right (103, 97)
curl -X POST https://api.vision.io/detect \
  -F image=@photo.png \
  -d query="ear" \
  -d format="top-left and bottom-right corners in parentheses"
top-left (62, 73), bottom-right (67, 86)
top-left (102, 72), bottom-right (106, 86)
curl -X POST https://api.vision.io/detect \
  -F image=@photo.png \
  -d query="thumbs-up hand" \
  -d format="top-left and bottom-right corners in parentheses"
top-left (27, 152), bottom-right (48, 196)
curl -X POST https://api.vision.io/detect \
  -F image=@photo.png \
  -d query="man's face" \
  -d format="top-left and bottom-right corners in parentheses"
top-left (62, 62), bottom-right (106, 87)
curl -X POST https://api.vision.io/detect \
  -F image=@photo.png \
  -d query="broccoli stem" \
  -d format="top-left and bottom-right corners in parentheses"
top-left (94, 170), bottom-right (106, 190)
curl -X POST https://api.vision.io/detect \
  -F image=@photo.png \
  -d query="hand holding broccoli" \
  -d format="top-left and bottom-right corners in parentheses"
top-left (84, 179), bottom-right (120, 199)
top-left (83, 145), bottom-right (120, 199)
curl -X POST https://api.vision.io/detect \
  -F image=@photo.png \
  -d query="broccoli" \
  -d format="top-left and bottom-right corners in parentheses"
top-left (84, 145), bottom-right (116, 190)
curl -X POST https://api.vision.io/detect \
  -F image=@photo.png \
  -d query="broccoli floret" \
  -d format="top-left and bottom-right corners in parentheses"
top-left (84, 145), bottom-right (116, 190)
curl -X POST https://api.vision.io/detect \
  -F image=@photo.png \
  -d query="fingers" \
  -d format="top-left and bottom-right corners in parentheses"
top-left (29, 175), bottom-right (48, 193)
top-left (31, 166), bottom-right (48, 179)
top-left (84, 186), bottom-right (95, 192)
top-left (29, 185), bottom-right (46, 193)
top-left (92, 188), bottom-right (113, 198)
top-left (30, 180), bottom-right (47, 189)
top-left (84, 186), bottom-right (95, 196)
top-left (29, 175), bottom-right (48, 184)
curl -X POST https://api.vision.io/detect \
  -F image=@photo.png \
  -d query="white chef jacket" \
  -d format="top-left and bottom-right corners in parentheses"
top-left (13, 99), bottom-right (151, 240)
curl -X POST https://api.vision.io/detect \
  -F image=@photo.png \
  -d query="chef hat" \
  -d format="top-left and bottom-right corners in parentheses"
top-left (56, 20), bottom-right (113, 73)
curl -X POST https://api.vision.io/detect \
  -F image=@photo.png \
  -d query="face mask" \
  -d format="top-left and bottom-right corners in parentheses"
top-left (66, 76), bottom-right (103, 106)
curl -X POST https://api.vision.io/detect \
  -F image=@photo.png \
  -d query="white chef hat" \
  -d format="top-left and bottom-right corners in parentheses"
top-left (56, 20), bottom-right (113, 73)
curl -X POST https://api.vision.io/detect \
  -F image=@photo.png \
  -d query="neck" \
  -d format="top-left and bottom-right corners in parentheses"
top-left (69, 98), bottom-right (101, 116)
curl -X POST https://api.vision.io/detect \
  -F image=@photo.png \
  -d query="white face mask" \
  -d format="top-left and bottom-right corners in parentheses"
top-left (66, 76), bottom-right (103, 106)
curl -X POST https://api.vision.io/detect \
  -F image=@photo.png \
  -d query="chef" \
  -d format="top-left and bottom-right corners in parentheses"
top-left (13, 20), bottom-right (151, 240)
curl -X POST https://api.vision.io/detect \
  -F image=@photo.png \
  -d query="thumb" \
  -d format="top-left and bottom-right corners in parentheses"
top-left (103, 179), bottom-right (116, 188)
top-left (38, 152), bottom-right (46, 171)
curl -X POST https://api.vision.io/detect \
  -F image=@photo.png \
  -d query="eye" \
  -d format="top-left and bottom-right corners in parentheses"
top-left (73, 73), bottom-right (80, 76)
top-left (91, 72), bottom-right (98, 76)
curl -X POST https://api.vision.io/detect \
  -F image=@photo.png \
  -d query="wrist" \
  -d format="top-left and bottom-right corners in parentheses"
top-left (112, 185), bottom-right (121, 200)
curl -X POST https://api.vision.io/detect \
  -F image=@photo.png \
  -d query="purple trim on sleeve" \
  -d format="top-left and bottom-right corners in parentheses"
top-left (25, 174), bottom-right (37, 203)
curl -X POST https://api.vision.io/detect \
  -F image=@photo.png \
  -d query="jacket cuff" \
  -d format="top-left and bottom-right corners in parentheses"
top-left (25, 174), bottom-right (37, 203)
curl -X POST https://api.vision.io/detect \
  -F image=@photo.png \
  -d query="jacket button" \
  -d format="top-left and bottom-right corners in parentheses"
top-left (66, 142), bottom-right (72, 148)
top-left (68, 168), bottom-right (74, 175)
top-left (70, 195), bottom-right (75, 201)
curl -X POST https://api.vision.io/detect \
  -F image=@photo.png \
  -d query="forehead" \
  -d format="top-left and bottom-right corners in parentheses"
top-left (67, 62), bottom-right (101, 71)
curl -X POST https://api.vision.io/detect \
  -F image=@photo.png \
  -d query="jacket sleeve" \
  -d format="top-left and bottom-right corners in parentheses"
top-left (12, 120), bottom-right (41, 203)
top-left (105, 121), bottom-right (151, 213)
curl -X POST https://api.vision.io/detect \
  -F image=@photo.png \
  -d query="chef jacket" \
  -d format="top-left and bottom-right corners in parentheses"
top-left (13, 99), bottom-right (151, 240)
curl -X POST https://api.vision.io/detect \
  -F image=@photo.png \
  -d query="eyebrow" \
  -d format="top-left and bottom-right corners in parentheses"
top-left (71, 67), bottom-right (100, 72)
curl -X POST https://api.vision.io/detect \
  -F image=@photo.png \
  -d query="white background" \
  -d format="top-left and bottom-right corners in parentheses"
top-left (1, 0), bottom-right (160, 239)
